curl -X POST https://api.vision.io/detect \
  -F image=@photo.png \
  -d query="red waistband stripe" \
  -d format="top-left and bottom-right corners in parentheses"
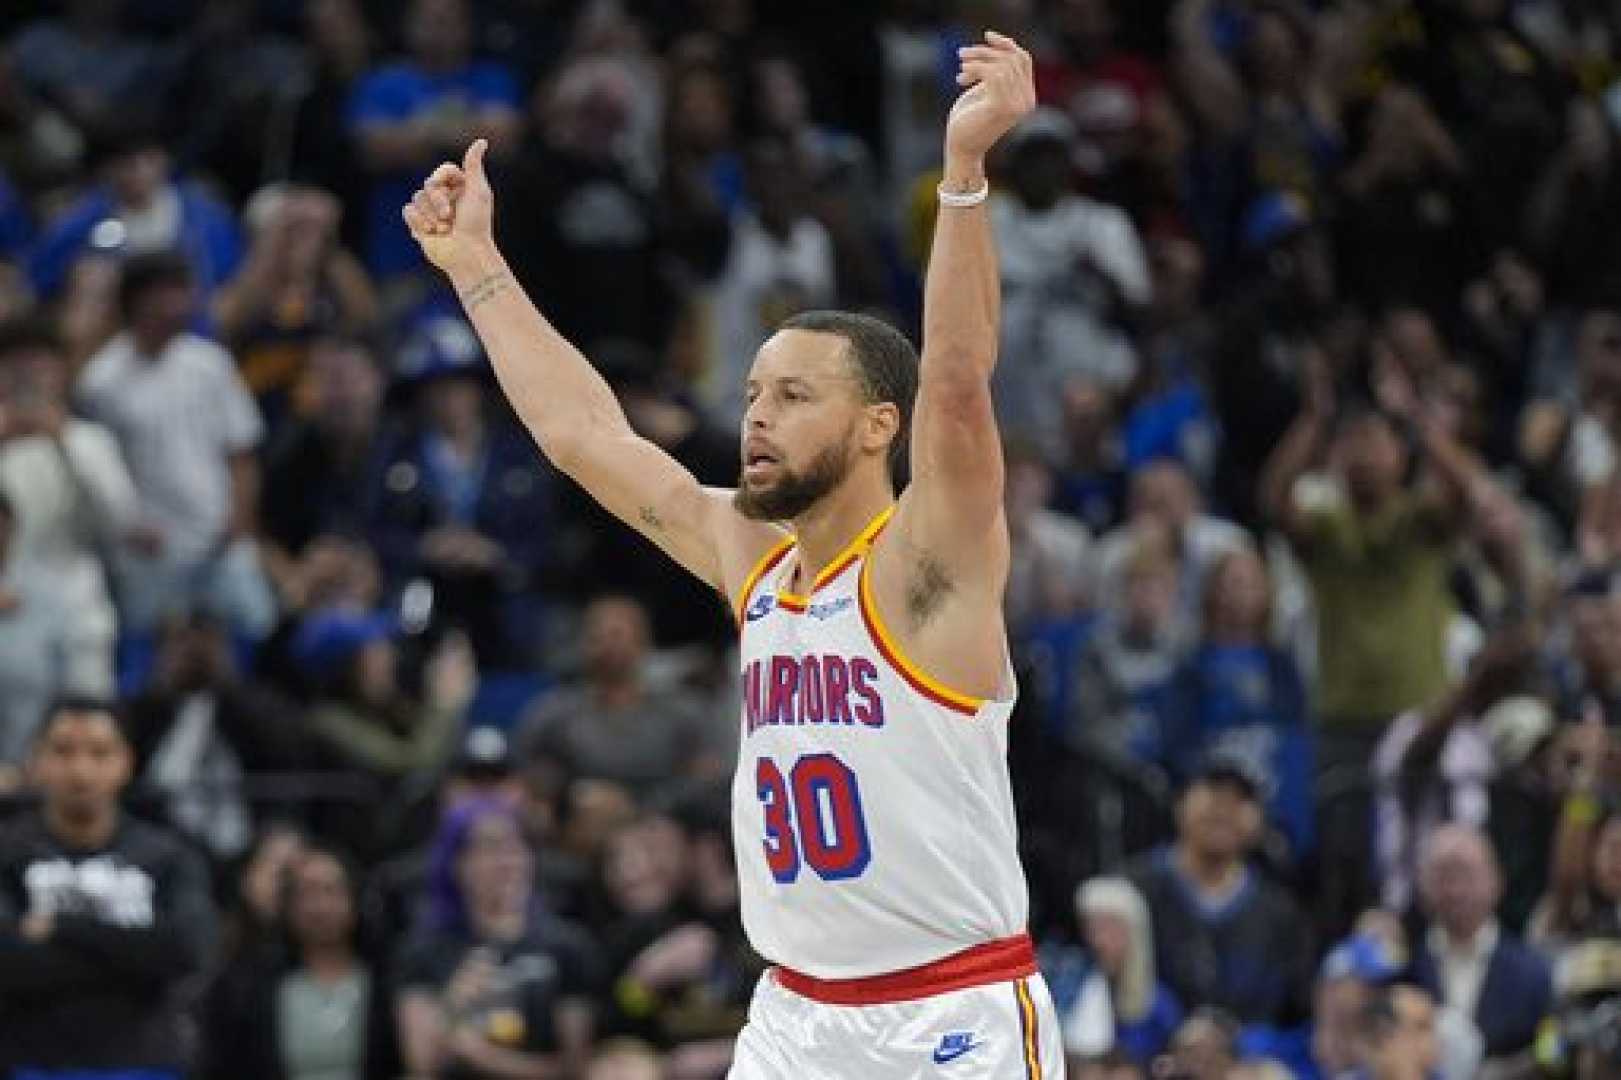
top-left (772, 933), bottom-right (1037, 1006)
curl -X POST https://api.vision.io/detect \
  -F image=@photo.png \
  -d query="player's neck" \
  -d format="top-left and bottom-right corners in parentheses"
top-left (789, 472), bottom-right (894, 585)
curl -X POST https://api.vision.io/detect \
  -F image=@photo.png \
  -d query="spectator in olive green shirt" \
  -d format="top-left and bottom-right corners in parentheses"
top-left (1260, 355), bottom-right (1518, 774)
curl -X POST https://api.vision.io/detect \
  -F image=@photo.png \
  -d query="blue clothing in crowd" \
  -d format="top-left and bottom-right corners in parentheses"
top-left (27, 182), bottom-right (242, 299)
top-left (346, 61), bottom-right (521, 278)
top-left (1161, 643), bottom-right (1315, 856)
top-left (1041, 943), bottom-right (1183, 1066)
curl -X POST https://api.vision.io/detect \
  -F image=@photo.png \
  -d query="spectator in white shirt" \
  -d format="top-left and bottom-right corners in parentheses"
top-left (0, 316), bottom-right (136, 694)
top-left (77, 252), bottom-right (275, 640)
top-left (991, 106), bottom-right (1150, 458)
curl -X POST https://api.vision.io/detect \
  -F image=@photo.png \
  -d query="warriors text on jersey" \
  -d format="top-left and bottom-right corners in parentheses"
top-left (729, 505), bottom-right (1030, 980)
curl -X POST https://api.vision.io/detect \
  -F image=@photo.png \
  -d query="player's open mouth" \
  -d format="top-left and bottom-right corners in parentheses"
top-left (744, 457), bottom-right (779, 482)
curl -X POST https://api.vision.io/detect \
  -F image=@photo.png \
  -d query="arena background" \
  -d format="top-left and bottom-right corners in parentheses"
top-left (0, 0), bottom-right (1620, 1077)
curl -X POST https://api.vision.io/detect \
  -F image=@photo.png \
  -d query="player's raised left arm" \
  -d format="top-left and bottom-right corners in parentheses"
top-left (905, 32), bottom-right (1034, 575)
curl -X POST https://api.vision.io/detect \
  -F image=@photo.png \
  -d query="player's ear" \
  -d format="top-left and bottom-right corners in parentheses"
top-left (863, 401), bottom-right (901, 454)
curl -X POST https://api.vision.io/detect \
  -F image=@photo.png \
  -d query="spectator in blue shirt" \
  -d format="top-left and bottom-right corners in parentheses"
top-left (1161, 545), bottom-right (1314, 861)
top-left (28, 130), bottom-right (243, 302)
top-left (345, 0), bottom-right (521, 280)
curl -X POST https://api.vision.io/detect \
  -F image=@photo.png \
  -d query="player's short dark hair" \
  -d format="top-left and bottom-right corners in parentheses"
top-left (0, 315), bottom-right (64, 362)
top-left (118, 251), bottom-right (194, 318)
top-left (779, 309), bottom-right (919, 482)
top-left (36, 695), bottom-right (129, 745)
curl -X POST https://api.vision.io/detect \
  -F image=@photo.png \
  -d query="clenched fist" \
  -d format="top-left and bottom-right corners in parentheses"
top-left (946, 31), bottom-right (1037, 165)
top-left (402, 138), bottom-right (497, 278)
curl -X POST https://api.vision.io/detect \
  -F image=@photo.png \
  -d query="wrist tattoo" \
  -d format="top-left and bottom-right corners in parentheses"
top-left (639, 505), bottom-right (664, 531)
top-left (459, 272), bottom-right (511, 310)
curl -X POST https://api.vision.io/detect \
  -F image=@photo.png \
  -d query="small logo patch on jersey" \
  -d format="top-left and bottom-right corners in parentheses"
top-left (745, 594), bottom-right (776, 622)
top-left (932, 1032), bottom-right (982, 1065)
top-left (807, 596), bottom-right (854, 620)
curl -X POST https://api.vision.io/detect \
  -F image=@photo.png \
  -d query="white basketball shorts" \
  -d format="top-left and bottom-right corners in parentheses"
top-left (727, 936), bottom-right (1064, 1079)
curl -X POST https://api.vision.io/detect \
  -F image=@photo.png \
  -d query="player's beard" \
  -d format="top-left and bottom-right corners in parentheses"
top-left (734, 441), bottom-right (852, 522)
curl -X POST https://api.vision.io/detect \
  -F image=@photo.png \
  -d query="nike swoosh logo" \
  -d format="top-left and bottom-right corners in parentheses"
top-left (932, 1042), bottom-right (981, 1064)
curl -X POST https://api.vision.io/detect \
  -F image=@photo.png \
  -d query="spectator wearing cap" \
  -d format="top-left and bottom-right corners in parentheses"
top-left (1045, 876), bottom-right (1183, 1070)
top-left (78, 251), bottom-right (276, 641)
top-left (367, 315), bottom-right (558, 668)
top-left (1160, 545), bottom-right (1314, 861)
top-left (1239, 931), bottom-right (1400, 1080)
top-left (0, 316), bottom-right (136, 701)
top-left (345, 0), bottom-right (520, 281)
top-left (1410, 823), bottom-right (1553, 1061)
top-left (293, 613), bottom-right (475, 853)
top-left (991, 105), bottom-right (1151, 458)
top-left (1261, 346), bottom-right (1495, 777)
top-left (1126, 751), bottom-right (1314, 1027)
top-left (517, 595), bottom-right (720, 800)
top-left (27, 128), bottom-right (243, 301)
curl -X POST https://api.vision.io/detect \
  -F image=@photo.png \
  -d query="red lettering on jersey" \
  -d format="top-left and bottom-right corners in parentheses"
top-left (744, 661), bottom-right (763, 733)
top-left (800, 656), bottom-right (826, 723)
top-left (767, 656), bottom-right (798, 725)
top-left (823, 655), bottom-right (853, 725)
top-left (850, 658), bottom-right (885, 728)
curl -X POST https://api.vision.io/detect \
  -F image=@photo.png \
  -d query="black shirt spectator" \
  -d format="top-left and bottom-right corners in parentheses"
top-left (0, 698), bottom-right (218, 1074)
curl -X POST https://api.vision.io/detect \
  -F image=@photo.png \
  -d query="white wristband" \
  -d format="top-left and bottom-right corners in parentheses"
top-left (937, 180), bottom-right (990, 209)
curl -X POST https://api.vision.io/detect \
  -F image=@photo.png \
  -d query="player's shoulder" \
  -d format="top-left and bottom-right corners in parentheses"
top-left (706, 490), bottom-right (793, 612)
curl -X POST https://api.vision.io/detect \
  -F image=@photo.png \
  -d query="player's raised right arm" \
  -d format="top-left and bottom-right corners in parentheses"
top-left (403, 140), bottom-right (727, 590)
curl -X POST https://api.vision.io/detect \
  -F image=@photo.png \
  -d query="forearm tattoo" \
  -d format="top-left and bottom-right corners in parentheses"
top-left (639, 505), bottom-right (664, 531)
top-left (459, 272), bottom-right (511, 311)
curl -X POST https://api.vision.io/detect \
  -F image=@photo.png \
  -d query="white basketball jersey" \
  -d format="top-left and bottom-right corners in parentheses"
top-left (730, 506), bottom-right (1029, 979)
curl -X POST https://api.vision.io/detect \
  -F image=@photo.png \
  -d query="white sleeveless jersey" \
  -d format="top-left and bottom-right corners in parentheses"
top-left (729, 506), bottom-right (1029, 979)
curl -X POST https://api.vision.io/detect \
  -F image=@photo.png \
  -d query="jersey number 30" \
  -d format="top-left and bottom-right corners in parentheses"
top-left (757, 754), bottom-right (871, 883)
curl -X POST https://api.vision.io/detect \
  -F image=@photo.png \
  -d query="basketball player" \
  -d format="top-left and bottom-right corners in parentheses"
top-left (403, 30), bottom-right (1060, 1078)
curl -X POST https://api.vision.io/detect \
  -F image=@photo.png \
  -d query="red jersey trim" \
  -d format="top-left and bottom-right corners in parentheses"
top-left (773, 933), bottom-right (1037, 1006)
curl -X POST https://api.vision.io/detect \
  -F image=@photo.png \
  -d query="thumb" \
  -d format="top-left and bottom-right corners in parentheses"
top-left (463, 138), bottom-right (490, 187)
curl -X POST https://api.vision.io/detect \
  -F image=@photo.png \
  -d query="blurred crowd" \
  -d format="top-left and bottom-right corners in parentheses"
top-left (3, 0), bottom-right (1621, 1078)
